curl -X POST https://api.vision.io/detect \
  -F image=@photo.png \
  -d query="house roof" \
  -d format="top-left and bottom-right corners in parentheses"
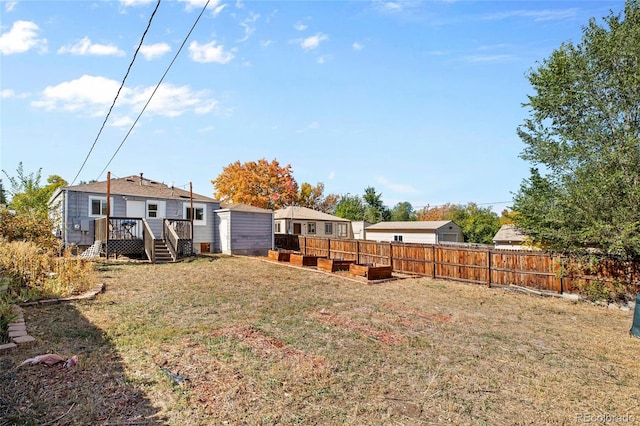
top-left (60, 174), bottom-right (217, 203)
top-left (365, 220), bottom-right (456, 231)
top-left (492, 224), bottom-right (527, 243)
top-left (274, 206), bottom-right (350, 222)
top-left (218, 203), bottom-right (273, 214)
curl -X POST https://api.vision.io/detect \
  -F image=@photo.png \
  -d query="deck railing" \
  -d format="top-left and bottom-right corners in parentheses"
top-left (143, 220), bottom-right (155, 262)
top-left (163, 219), bottom-right (192, 256)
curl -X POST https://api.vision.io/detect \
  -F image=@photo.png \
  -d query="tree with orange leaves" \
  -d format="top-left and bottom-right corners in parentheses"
top-left (415, 203), bottom-right (457, 221)
top-left (212, 158), bottom-right (298, 209)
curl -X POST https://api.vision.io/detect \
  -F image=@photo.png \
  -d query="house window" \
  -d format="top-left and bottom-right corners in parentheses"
top-left (337, 223), bottom-right (348, 237)
top-left (275, 222), bottom-right (281, 233)
top-left (184, 203), bottom-right (206, 225)
top-left (88, 196), bottom-right (110, 217)
top-left (325, 223), bottom-right (333, 235)
top-left (307, 222), bottom-right (316, 234)
top-left (147, 203), bottom-right (158, 218)
top-left (394, 235), bottom-right (403, 242)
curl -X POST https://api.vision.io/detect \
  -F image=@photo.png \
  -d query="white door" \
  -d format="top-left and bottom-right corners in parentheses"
top-left (126, 200), bottom-right (145, 238)
top-left (219, 217), bottom-right (230, 254)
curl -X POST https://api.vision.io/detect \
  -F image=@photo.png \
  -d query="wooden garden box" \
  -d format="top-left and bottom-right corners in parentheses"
top-left (268, 250), bottom-right (293, 262)
top-left (290, 253), bottom-right (323, 267)
top-left (349, 263), bottom-right (393, 280)
top-left (317, 258), bottom-right (355, 273)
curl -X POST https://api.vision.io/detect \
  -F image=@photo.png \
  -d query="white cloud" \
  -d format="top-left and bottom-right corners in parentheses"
top-left (0, 20), bottom-right (47, 54)
top-left (119, 0), bottom-right (155, 6)
top-left (316, 55), bottom-right (330, 64)
top-left (238, 11), bottom-right (260, 42)
top-left (179, 0), bottom-right (225, 14)
top-left (300, 33), bottom-right (328, 51)
top-left (328, 171), bottom-right (335, 180)
top-left (376, 176), bottom-right (419, 194)
top-left (139, 42), bottom-right (171, 60)
top-left (189, 40), bottom-right (234, 63)
top-left (482, 9), bottom-right (578, 22)
top-left (31, 75), bottom-right (220, 124)
top-left (352, 42), bottom-right (364, 51)
top-left (5, 2), bottom-right (17, 12)
top-left (58, 37), bottom-right (125, 56)
top-left (294, 22), bottom-right (308, 31)
top-left (31, 75), bottom-right (124, 115)
top-left (109, 116), bottom-right (135, 128)
top-left (1, 88), bottom-right (28, 99)
top-left (260, 39), bottom-right (273, 47)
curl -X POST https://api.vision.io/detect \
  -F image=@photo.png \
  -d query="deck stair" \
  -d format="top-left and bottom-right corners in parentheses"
top-left (154, 239), bottom-right (175, 263)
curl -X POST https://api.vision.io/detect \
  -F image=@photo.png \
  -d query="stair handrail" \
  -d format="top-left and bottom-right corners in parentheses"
top-left (162, 219), bottom-right (180, 261)
top-left (142, 219), bottom-right (156, 262)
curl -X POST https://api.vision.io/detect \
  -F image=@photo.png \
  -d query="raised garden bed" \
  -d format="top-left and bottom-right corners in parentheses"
top-left (349, 263), bottom-right (393, 280)
top-left (289, 254), bottom-right (324, 267)
top-left (268, 250), bottom-right (295, 262)
top-left (317, 258), bottom-right (355, 273)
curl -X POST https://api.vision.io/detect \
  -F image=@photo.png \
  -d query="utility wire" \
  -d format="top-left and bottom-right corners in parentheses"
top-left (96, 0), bottom-right (211, 181)
top-left (69, 0), bottom-right (161, 186)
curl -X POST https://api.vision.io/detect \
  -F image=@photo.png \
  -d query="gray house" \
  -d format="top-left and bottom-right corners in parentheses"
top-left (364, 221), bottom-right (463, 244)
top-left (49, 174), bottom-right (220, 262)
top-left (214, 203), bottom-right (274, 256)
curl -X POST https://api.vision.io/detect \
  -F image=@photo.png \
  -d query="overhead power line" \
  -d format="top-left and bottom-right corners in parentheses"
top-left (69, 0), bottom-right (161, 186)
top-left (96, 0), bottom-right (212, 181)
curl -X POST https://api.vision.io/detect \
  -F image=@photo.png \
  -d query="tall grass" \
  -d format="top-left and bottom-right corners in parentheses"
top-left (0, 239), bottom-right (97, 341)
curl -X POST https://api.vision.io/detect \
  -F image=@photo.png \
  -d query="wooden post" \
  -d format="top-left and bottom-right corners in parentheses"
top-left (389, 242), bottom-right (393, 268)
top-left (432, 244), bottom-right (436, 279)
top-left (356, 240), bottom-right (360, 265)
top-left (487, 249), bottom-right (492, 287)
top-left (105, 171), bottom-right (110, 260)
top-left (327, 238), bottom-right (331, 259)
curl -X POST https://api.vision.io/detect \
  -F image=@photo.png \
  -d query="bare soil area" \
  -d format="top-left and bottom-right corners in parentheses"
top-left (2, 255), bottom-right (639, 425)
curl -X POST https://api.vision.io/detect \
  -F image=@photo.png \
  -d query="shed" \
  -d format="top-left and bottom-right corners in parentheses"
top-left (364, 220), bottom-right (463, 244)
top-left (214, 203), bottom-right (274, 256)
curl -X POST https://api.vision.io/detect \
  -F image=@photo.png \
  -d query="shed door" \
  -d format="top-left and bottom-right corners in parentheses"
top-left (219, 216), bottom-right (230, 254)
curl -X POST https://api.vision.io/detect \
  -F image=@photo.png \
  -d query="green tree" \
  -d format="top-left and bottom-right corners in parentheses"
top-left (334, 194), bottom-right (365, 221)
top-left (513, 0), bottom-right (640, 257)
top-left (362, 186), bottom-right (390, 223)
top-left (2, 163), bottom-right (67, 215)
top-left (0, 179), bottom-right (6, 206)
top-left (390, 201), bottom-right (416, 221)
top-left (446, 203), bottom-right (501, 244)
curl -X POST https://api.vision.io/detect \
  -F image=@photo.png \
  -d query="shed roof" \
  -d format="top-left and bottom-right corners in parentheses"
top-left (60, 174), bottom-right (217, 202)
top-left (492, 224), bottom-right (527, 243)
top-left (219, 203), bottom-right (273, 214)
top-left (365, 220), bottom-right (456, 231)
top-left (274, 206), bottom-right (350, 222)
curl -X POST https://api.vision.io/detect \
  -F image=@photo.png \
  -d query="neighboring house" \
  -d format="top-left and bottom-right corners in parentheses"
top-left (364, 221), bottom-right (463, 244)
top-left (214, 203), bottom-right (274, 256)
top-left (351, 220), bottom-right (371, 240)
top-left (49, 174), bottom-right (220, 262)
top-left (493, 224), bottom-right (532, 250)
top-left (273, 206), bottom-right (352, 239)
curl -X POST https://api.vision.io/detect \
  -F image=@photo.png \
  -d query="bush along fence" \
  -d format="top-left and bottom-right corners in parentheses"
top-left (296, 236), bottom-right (640, 299)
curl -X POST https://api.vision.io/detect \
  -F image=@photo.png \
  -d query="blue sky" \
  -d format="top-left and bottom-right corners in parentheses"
top-left (0, 0), bottom-right (624, 211)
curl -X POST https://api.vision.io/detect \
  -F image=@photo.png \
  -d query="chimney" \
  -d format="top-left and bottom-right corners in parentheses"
top-left (140, 172), bottom-right (143, 185)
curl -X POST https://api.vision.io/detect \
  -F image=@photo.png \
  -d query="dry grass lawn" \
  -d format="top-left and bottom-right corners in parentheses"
top-left (2, 255), bottom-right (640, 425)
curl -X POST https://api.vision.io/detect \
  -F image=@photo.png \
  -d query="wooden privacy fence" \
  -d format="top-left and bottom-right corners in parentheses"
top-left (297, 236), bottom-right (640, 294)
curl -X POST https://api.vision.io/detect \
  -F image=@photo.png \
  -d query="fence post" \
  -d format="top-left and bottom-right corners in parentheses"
top-left (487, 249), bottom-right (492, 287)
top-left (356, 240), bottom-right (360, 265)
top-left (432, 244), bottom-right (436, 279)
top-left (327, 238), bottom-right (331, 259)
top-left (389, 242), bottom-right (393, 267)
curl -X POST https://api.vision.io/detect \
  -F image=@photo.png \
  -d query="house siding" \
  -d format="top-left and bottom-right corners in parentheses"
top-left (229, 211), bottom-right (273, 255)
top-left (365, 230), bottom-right (437, 244)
